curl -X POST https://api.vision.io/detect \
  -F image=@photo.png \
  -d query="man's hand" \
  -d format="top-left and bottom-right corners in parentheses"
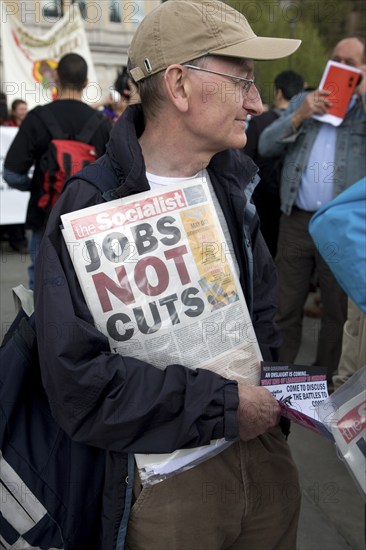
top-left (237, 385), bottom-right (281, 441)
top-left (292, 89), bottom-right (332, 130)
top-left (356, 64), bottom-right (366, 97)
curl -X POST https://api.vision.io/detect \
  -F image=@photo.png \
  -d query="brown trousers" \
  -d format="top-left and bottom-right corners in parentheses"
top-left (276, 209), bottom-right (347, 381)
top-left (126, 427), bottom-right (300, 550)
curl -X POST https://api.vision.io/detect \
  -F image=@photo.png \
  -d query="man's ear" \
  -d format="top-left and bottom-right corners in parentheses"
top-left (53, 74), bottom-right (61, 97)
top-left (83, 79), bottom-right (89, 90)
top-left (163, 65), bottom-right (190, 112)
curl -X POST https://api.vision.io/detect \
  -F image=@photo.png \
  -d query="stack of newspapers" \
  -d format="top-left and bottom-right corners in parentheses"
top-left (61, 178), bottom-right (262, 485)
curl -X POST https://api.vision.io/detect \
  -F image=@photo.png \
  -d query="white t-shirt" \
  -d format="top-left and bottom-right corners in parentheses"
top-left (146, 169), bottom-right (240, 279)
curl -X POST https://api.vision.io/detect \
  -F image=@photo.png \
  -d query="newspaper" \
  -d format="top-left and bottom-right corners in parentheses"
top-left (318, 367), bottom-right (366, 498)
top-left (262, 363), bottom-right (366, 496)
top-left (61, 178), bottom-right (262, 484)
top-left (331, 393), bottom-right (366, 495)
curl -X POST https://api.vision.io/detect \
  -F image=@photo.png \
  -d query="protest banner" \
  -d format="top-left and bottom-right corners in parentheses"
top-left (0, 3), bottom-right (97, 109)
top-left (0, 126), bottom-right (30, 225)
top-left (61, 177), bottom-right (263, 484)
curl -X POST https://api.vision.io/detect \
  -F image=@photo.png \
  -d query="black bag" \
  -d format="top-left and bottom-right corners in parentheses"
top-left (0, 164), bottom-right (119, 549)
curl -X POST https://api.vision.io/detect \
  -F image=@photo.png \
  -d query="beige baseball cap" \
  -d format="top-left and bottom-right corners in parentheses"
top-left (128, 0), bottom-right (301, 82)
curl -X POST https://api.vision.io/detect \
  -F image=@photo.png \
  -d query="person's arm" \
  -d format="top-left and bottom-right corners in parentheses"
top-left (237, 384), bottom-right (280, 440)
top-left (290, 88), bottom-right (332, 129)
top-left (3, 167), bottom-right (32, 190)
top-left (4, 110), bottom-right (44, 179)
top-left (34, 179), bottom-right (240, 454)
top-left (258, 110), bottom-right (295, 157)
top-left (355, 64), bottom-right (366, 112)
top-left (258, 90), bottom-right (332, 157)
top-left (235, 215), bottom-right (282, 439)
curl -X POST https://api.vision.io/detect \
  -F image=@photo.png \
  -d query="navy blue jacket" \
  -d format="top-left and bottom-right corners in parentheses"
top-left (34, 104), bottom-right (280, 549)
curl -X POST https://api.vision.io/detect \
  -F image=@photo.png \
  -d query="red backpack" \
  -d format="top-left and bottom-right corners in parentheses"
top-left (36, 106), bottom-right (104, 212)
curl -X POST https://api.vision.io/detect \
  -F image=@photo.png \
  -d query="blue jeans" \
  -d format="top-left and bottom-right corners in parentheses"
top-left (28, 228), bottom-right (45, 290)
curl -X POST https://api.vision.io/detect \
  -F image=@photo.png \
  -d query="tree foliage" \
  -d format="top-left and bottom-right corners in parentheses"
top-left (302, 0), bottom-right (366, 50)
top-left (226, 0), bottom-right (329, 105)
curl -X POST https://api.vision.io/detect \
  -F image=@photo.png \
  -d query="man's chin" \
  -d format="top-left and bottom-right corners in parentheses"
top-left (230, 135), bottom-right (247, 150)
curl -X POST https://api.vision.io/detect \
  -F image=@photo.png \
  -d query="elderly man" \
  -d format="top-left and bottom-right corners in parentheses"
top-left (34, 1), bottom-right (301, 548)
top-left (259, 37), bottom-right (366, 385)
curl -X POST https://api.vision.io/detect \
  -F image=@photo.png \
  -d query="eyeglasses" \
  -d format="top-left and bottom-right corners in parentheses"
top-left (183, 64), bottom-right (255, 94)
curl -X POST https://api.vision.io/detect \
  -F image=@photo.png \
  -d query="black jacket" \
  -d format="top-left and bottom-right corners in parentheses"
top-left (34, 104), bottom-right (280, 549)
top-left (245, 108), bottom-right (283, 197)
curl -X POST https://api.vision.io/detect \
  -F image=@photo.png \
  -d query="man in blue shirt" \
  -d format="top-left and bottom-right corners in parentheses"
top-left (259, 37), bottom-right (366, 384)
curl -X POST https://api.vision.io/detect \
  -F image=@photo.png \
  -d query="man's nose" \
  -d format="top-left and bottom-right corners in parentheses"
top-left (243, 86), bottom-right (263, 116)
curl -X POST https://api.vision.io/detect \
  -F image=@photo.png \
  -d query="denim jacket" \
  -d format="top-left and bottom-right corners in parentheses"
top-left (258, 91), bottom-right (366, 215)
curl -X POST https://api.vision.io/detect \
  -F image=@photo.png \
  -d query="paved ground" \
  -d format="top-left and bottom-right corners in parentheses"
top-left (0, 238), bottom-right (364, 550)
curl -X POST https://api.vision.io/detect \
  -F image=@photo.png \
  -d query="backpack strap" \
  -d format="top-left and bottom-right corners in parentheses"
top-left (34, 105), bottom-right (104, 143)
top-left (64, 162), bottom-right (120, 201)
top-left (75, 111), bottom-right (105, 143)
top-left (33, 105), bottom-right (67, 140)
top-left (1, 308), bottom-right (35, 349)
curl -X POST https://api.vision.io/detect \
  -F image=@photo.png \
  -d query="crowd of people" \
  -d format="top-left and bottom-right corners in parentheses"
top-left (1, 56), bottom-right (142, 286)
top-left (3, 53), bottom-right (113, 288)
top-left (0, 0), bottom-right (365, 548)
top-left (244, 69), bottom-right (305, 258)
top-left (257, 36), bottom-right (365, 389)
